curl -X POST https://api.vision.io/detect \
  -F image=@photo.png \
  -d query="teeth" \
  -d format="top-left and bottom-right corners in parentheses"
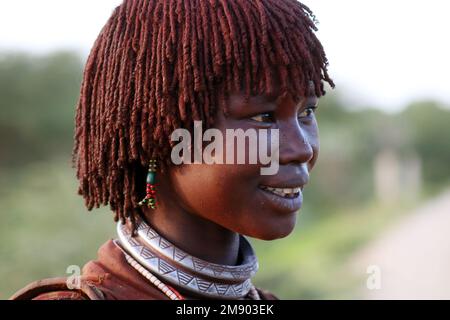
top-left (261, 186), bottom-right (301, 197)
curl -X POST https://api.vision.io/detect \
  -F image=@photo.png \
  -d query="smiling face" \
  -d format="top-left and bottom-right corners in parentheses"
top-left (165, 83), bottom-right (320, 240)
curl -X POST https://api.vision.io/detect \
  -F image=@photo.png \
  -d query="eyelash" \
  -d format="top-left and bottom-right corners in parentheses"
top-left (250, 107), bottom-right (317, 123)
top-left (250, 112), bottom-right (275, 123)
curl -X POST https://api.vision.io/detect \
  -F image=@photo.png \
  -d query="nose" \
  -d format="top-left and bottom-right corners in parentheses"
top-left (278, 122), bottom-right (314, 165)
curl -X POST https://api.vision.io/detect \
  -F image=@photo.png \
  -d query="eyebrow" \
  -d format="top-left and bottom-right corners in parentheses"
top-left (245, 94), bottom-right (278, 108)
top-left (229, 86), bottom-right (319, 113)
top-left (268, 94), bottom-right (318, 108)
top-left (261, 92), bottom-right (280, 102)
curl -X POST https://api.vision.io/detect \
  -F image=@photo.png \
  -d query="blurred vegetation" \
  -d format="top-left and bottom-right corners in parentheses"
top-left (0, 51), bottom-right (82, 166)
top-left (1, 51), bottom-right (450, 299)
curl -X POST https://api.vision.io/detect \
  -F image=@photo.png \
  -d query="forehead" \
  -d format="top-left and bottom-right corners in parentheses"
top-left (262, 80), bottom-right (316, 103)
top-left (240, 81), bottom-right (317, 110)
top-left (226, 81), bottom-right (317, 113)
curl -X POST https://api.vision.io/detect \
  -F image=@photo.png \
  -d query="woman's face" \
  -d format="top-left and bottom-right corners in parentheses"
top-left (166, 84), bottom-right (319, 240)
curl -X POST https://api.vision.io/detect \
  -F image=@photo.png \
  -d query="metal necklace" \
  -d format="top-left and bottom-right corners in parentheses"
top-left (116, 217), bottom-right (260, 300)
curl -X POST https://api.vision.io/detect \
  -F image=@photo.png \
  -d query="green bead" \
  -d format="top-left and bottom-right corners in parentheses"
top-left (146, 172), bottom-right (156, 184)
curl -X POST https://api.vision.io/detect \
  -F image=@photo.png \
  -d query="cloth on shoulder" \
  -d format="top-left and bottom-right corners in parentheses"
top-left (10, 240), bottom-right (279, 300)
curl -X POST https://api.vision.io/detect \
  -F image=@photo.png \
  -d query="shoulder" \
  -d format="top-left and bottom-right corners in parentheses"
top-left (10, 239), bottom-right (169, 300)
top-left (10, 277), bottom-right (106, 300)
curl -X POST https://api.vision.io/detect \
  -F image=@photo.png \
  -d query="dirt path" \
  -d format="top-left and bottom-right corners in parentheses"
top-left (352, 189), bottom-right (450, 299)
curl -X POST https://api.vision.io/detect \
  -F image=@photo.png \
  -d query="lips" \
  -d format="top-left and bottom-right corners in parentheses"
top-left (258, 185), bottom-right (303, 213)
top-left (257, 164), bottom-right (309, 213)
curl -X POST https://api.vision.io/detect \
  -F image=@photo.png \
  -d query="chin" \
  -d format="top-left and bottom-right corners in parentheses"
top-left (246, 211), bottom-right (298, 241)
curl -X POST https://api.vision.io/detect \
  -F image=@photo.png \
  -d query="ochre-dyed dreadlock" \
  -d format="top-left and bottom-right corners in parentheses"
top-left (72, 0), bottom-right (334, 230)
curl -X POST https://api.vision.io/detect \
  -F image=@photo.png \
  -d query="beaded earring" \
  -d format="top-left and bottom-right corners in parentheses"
top-left (138, 160), bottom-right (157, 209)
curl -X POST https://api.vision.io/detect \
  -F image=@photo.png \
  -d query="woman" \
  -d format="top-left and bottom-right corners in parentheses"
top-left (11, 0), bottom-right (333, 300)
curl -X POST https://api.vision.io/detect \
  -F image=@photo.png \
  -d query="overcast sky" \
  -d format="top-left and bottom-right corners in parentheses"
top-left (0, 0), bottom-right (449, 112)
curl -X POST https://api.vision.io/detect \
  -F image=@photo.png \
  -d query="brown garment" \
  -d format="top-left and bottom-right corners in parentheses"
top-left (11, 240), bottom-right (278, 300)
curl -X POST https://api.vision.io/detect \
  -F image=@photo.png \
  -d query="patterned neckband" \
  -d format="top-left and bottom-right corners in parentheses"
top-left (116, 217), bottom-right (259, 299)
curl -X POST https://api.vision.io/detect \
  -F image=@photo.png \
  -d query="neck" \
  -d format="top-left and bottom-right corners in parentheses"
top-left (142, 176), bottom-right (240, 266)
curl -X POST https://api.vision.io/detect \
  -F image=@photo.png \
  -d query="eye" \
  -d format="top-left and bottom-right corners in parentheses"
top-left (298, 106), bottom-right (317, 120)
top-left (250, 112), bottom-right (275, 123)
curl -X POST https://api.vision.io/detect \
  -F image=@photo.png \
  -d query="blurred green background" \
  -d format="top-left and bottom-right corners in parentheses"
top-left (1, 51), bottom-right (450, 299)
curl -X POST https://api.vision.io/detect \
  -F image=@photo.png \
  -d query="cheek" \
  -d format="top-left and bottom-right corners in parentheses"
top-left (169, 164), bottom-right (259, 221)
